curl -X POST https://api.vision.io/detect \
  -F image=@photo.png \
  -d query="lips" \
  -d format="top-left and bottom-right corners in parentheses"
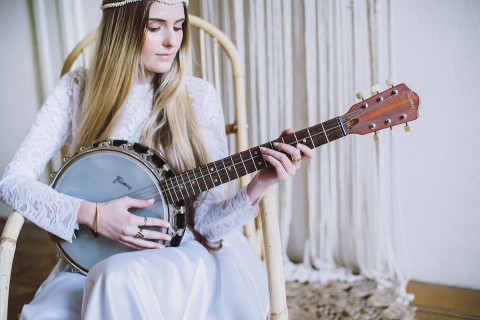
top-left (156, 53), bottom-right (174, 60)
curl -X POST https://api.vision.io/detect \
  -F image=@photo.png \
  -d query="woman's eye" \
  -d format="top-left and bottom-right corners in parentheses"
top-left (148, 27), bottom-right (161, 32)
top-left (174, 26), bottom-right (183, 32)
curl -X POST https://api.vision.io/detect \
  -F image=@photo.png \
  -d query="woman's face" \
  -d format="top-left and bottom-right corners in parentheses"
top-left (141, 2), bottom-right (185, 75)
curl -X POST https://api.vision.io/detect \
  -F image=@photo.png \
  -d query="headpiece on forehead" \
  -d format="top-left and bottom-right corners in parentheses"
top-left (101, 0), bottom-right (189, 10)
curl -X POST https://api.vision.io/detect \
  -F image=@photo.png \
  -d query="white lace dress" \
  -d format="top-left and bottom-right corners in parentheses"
top-left (0, 68), bottom-right (269, 320)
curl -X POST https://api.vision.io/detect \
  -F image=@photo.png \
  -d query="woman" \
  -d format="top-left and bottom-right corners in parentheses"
top-left (0, 0), bottom-right (312, 319)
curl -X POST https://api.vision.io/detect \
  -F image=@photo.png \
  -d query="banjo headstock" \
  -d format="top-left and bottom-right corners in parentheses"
top-left (341, 82), bottom-right (420, 139)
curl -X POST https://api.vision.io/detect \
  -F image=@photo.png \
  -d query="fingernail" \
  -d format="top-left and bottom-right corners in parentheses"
top-left (260, 147), bottom-right (266, 151)
top-left (148, 198), bottom-right (155, 203)
top-left (273, 142), bottom-right (279, 147)
top-left (166, 222), bottom-right (171, 227)
top-left (157, 244), bottom-right (165, 249)
top-left (166, 235), bottom-right (172, 241)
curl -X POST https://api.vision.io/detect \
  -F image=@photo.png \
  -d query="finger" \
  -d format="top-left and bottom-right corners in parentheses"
top-left (125, 197), bottom-right (155, 209)
top-left (262, 155), bottom-right (289, 179)
top-left (119, 227), bottom-right (166, 249)
top-left (118, 239), bottom-right (144, 250)
top-left (273, 142), bottom-right (302, 162)
top-left (279, 128), bottom-right (294, 137)
top-left (135, 228), bottom-right (172, 241)
top-left (261, 147), bottom-right (295, 175)
top-left (129, 238), bottom-right (166, 249)
top-left (133, 216), bottom-right (170, 228)
top-left (296, 143), bottom-right (314, 160)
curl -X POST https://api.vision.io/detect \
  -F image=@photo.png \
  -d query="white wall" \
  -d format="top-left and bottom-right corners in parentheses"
top-left (0, 0), bottom-right (479, 290)
top-left (394, 0), bottom-right (480, 289)
top-left (0, 0), bottom-right (42, 217)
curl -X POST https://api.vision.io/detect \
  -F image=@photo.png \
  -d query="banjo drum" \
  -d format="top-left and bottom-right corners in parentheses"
top-left (51, 140), bottom-right (186, 275)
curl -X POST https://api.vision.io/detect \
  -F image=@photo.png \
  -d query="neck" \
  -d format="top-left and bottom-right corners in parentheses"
top-left (161, 116), bottom-right (347, 204)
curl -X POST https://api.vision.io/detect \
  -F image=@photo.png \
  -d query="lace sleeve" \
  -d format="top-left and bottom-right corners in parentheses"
top-left (189, 79), bottom-right (259, 242)
top-left (0, 69), bottom-right (84, 241)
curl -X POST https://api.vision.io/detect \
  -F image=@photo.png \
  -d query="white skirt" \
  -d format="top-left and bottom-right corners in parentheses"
top-left (20, 230), bottom-right (269, 320)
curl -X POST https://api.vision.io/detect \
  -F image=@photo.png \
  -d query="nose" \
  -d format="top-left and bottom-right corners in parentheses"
top-left (162, 28), bottom-right (178, 48)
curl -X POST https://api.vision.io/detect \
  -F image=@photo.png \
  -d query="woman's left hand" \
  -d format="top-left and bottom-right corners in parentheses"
top-left (247, 128), bottom-right (314, 202)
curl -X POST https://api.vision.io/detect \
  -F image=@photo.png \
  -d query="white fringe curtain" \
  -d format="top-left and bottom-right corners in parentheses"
top-left (198, 0), bottom-right (411, 296)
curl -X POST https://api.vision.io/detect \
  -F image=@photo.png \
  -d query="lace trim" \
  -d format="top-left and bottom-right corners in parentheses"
top-left (0, 68), bottom-right (259, 242)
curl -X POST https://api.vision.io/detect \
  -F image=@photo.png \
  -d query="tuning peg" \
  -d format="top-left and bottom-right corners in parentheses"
top-left (373, 132), bottom-right (380, 142)
top-left (404, 123), bottom-right (412, 132)
top-left (371, 84), bottom-right (381, 93)
top-left (356, 90), bottom-right (365, 100)
top-left (390, 127), bottom-right (394, 136)
top-left (386, 78), bottom-right (395, 87)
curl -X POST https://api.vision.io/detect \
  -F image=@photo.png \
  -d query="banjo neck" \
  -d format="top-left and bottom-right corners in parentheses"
top-left (162, 117), bottom-right (346, 203)
top-left (162, 82), bottom-right (420, 204)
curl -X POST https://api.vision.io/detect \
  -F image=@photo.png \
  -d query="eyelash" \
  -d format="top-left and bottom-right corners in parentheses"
top-left (148, 27), bottom-right (183, 32)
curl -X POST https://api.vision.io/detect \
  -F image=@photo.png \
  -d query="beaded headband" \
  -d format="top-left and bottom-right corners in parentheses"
top-left (101, 0), bottom-right (189, 10)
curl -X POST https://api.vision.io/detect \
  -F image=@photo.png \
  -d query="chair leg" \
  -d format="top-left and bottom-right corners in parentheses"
top-left (0, 211), bottom-right (25, 320)
top-left (260, 190), bottom-right (289, 320)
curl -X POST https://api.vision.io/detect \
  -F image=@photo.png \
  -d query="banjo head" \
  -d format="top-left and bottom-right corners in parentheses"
top-left (51, 140), bottom-right (185, 274)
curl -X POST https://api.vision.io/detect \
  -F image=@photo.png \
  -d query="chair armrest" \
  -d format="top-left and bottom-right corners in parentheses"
top-left (259, 189), bottom-right (289, 320)
top-left (0, 211), bottom-right (26, 320)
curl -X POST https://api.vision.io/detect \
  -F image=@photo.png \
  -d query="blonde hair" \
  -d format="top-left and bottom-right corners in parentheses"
top-left (74, 0), bottom-right (218, 250)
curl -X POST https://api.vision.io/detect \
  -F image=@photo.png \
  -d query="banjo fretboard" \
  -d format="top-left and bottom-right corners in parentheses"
top-left (161, 117), bottom-right (346, 203)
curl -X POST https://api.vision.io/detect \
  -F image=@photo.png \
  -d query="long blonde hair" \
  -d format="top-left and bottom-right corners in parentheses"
top-left (74, 0), bottom-right (217, 249)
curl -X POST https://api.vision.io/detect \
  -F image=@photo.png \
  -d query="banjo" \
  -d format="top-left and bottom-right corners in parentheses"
top-left (52, 83), bottom-right (420, 274)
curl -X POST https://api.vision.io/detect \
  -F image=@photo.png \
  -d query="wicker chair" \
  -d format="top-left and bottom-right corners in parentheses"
top-left (0, 15), bottom-right (288, 320)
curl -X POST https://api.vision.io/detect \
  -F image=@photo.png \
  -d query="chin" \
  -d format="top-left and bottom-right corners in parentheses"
top-left (147, 63), bottom-right (175, 75)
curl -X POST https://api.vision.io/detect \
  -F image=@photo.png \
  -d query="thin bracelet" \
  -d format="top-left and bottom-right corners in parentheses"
top-left (93, 203), bottom-right (99, 236)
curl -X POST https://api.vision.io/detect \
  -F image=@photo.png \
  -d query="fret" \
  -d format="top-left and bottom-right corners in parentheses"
top-left (240, 150), bottom-right (256, 174)
top-left (187, 170), bottom-right (201, 194)
top-left (228, 155), bottom-right (240, 180)
top-left (238, 152), bottom-right (249, 174)
top-left (309, 123), bottom-right (329, 147)
top-left (179, 173), bottom-right (190, 197)
top-left (251, 146), bottom-right (266, 170)
top-left (306, 127), bottom-right (316, 147)
top-left (197, 166), bottom-right (209, 190)
top-left (322, 118), bottom-right (344, 142)
top-left (174, 175), bottom-right (186, 199)
top-left (295, 129), bottom-right (314, 149)
top-left (320, 122), bottom-right (330, 143)
top-left (222, 157), bottom-right (236, 181)
top-left (161, 181), bottom-right (172, 203)
top-left (281, 132), bottom-right (297, 147)
top-left (186, 171), bottom-right (195, 195)
top-left (205, 164), bottom-right (217, 187)
top-left (198, 165), bottom-right (214, 190)
top-left (248, 148), bottom-right (258, 171)
top-left (213, 161), bottom-right (224, 184)
top-left (231, 153), bottom-right (247, 176)
top-left (192, 169), bottom-right (202, 194)
top-left (210, 163), bottom-right (223, 187)
top-left (216, 160), bottom-right (230, 185)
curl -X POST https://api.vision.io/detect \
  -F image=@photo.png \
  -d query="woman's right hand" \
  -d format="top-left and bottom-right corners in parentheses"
top-left (78, 197), bottom-right (171, 250)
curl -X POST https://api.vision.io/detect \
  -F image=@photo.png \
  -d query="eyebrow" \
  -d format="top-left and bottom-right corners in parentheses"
top-left (149, 18), bottom-right (185, 23)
